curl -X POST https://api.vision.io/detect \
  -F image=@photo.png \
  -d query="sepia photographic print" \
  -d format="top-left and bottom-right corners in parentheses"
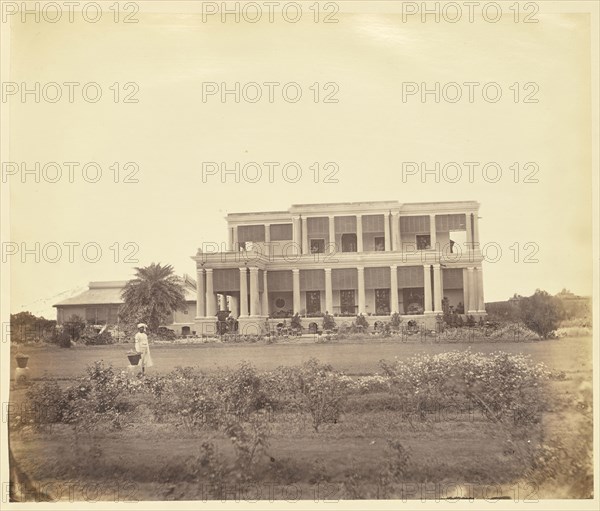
top-left (0, 1), bottom-right (598, 509)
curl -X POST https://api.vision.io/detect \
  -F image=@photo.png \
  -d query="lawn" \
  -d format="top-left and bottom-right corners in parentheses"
top-left (7, 337), bottom-right (594, 502)
top-left (10, 335), bottom-right (592, 379)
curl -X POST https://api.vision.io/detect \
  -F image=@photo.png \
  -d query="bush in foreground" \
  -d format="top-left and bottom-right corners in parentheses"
top-left (379, 349), bottom-right (551, 424)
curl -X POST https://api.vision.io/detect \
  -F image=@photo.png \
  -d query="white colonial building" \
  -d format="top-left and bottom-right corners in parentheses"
top-left (192, 200), bottom-right (486, 334)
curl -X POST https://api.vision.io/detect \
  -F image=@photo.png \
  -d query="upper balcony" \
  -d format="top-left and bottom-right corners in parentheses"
top-left (194, 200), bottom-right (483, 269)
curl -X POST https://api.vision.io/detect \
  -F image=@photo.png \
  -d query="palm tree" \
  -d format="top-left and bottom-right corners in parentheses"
top-left (120, 263), bottom-right (187, 332)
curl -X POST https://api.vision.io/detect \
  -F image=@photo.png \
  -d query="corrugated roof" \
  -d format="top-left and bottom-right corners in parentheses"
top-left (54, 277), bottom-right (197, 307)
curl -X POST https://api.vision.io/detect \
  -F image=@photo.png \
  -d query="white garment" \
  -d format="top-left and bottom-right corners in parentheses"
top-left (134, 332), bottom-right (154, 367)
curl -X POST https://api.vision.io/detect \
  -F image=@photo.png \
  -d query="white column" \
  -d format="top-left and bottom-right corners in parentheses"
top-left (392, 212), bottom-right (400, 251)
top-left (292, 269), bottom-right (301, 314)
top-left (239, 267), bottom-right (248, 316)
top-left (324, 268), bottom-right (333, 314)
top-left (465, 213), bottom-right (473, 251)
top-left (384, 212), bottom-right (391, 251)
top-left (229, 295), bottom-right (239, 318)
top-left (218, 294), bottom-right (226, 311)
top-left (467, 267), bottom-right (477, 313)
top-left (292, 216), bottom-right (301, 255)
top-left (264, 224), bottom-right (270, 257)
top-left (228, 228), bottom-right (234, 251)
top-left (328, 215), bottom-right (335, 253)
top-left (423, 265), bottom-right (432, 313)
top-left (195, 269), bottom-right (205, 318)
top-left (356, 215), bottom-right (363, 253)
top-left (262, 270), bottom-right (269, 316)
top-left (357, 266), bottom-right (365, 314)
top-left (462, 268), bottom-right (469, 313)
top-left (476, 266), bottom-right (485, 312)
top-left (205, 269), bottom-right (217, 316)
top-left (473, 214), bottom-right (480, 249)
top-left (430, 214), bottom-right (437, 249)
top-left (232, 225), bottom-right (239, 251)
top-left (390, 265), bottom-right (398, 313)
top-left (249, 267), bottom-right (260, 316)
top-left (433, 264), bottom-right (442, 313)
top-left (301, 217), bottom-right (309, 254)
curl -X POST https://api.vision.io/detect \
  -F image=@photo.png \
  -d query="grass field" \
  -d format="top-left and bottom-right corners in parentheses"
top-left (8, 337), bottom-right (594, 501)
top-left (10, 335), bottom-right (592, 379)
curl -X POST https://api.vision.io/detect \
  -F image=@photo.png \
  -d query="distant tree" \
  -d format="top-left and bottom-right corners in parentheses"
top-left (519, 289), bottom-right (565, 339)
top-left (120, 263), bottom-right (187, 332)
top-left (10, 311), bottom-right (56, 343)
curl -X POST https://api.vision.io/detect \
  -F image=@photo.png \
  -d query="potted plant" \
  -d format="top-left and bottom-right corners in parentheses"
top-left (127, 350), bottom-right (141, 366)
top-left (15, 352), bottom-right (29, 369)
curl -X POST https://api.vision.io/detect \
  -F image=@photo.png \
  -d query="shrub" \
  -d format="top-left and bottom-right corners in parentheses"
top-left (224, 413), bottom-right (271, 479)
top-left (374, 321), bottom-right (392, 337)
top-left (296, 358), bottom-right (350, 431)
top-left (60, 361), bottom-right (141, 429)
top-left (378, 440), bottom-right (411, 497)
top-left (555, 326), bottom-right (593, 338)
top-left (519, 290), bottom-right (566, 339)
top-left (290, 313), bottom-right (302, 332)
top-left (51, 315), bottom-right (86, 347)
top-left (81, 329), bottom-right (114, 345)
top-left (355, 314), bottom-right (369, 330)
top-left (218, 362), bottom-right (269, 419)
top-left (488, 322), bottom-right (539, 341)
top-left (25, 381), bottom-right (68, 426)
top-left (379, 349), bottom-right (551, 424)
top-left (390, 312), bottom-right (402, 331)
top-left (158, 367), bottom-right (221, 428)
top-left (322, 312), bottom-right (336, 331)
top-left (262, 360), bottom-right (350, 430)
top-left (154, 327), bottom-right (177, 341)
top-left (64, 315), bottom-right (86, 341)
top-left (52, 328), bottom-right (73, 348)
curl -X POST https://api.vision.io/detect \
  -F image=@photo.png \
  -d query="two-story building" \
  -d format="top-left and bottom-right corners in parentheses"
top-left (193, 200), bottom-right (486, 334)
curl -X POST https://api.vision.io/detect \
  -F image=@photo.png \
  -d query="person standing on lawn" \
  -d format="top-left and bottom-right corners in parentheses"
top-left (134, 323), bottom-right (153, 376)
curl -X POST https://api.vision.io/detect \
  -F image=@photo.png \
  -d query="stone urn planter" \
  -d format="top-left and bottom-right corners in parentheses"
top-left (15, 353), bottom-right (29, 369)
top-left (127, 351), bottom-right (141, 366)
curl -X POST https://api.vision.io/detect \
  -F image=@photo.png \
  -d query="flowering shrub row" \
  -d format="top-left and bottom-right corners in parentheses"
top-left (21, 350), bottom-right (553, 433)
top-left (379, 349), bottom-right (552, 424)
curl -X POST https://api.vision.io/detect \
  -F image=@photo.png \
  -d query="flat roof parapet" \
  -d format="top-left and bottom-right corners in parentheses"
top-left (227, 200), bottom-right (480, 220)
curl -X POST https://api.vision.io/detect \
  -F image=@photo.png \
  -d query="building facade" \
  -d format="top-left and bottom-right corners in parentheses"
top-left (193, 200), bottom-right (486, 334)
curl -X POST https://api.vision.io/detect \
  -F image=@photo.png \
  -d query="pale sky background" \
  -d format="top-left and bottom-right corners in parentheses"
top-left (4, 3), bottom-right (593, 317)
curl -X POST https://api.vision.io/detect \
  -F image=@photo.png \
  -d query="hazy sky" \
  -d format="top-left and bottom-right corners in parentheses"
top-left (4, 2), bottom-right (593, 316)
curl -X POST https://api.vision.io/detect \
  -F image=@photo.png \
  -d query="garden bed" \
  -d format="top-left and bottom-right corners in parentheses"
top-left (8, 348), bottom-right (592, 500)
